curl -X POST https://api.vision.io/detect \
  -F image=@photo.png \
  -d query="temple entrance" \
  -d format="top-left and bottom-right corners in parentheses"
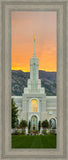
top-left (31, 115), bottom-right (38, 130)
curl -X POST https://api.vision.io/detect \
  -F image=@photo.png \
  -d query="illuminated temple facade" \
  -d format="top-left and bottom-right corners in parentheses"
top-left (12, 37), bottom-right (57, 130)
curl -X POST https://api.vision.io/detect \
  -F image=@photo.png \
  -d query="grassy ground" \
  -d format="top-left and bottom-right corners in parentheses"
top-left (12, 135), bottom-right (56, 148)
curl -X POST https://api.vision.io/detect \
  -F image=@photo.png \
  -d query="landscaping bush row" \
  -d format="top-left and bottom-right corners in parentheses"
top-left (12, 128), bottom-right (57, 135)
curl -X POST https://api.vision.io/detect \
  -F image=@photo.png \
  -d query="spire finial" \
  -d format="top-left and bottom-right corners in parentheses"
top-left (33, 35), bottom-right (36, 57)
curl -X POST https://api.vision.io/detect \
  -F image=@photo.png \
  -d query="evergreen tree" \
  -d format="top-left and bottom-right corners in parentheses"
top-left (28, 121), bottom-right (31, 130)
top-left (42, 119), bottom-right (49, 129)
top-left (38, 121), bottom-right (41, 131)
top-left (20, 120), bottom-right (27, 129)
top-left (11, 98), bottom-right (19, 128)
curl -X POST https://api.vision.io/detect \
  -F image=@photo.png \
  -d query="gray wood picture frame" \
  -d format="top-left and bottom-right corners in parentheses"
top-left (0, 0), bottom-right (68, 159)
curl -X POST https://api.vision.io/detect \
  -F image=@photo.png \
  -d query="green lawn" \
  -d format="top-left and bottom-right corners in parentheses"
top-left (12, 135), bottom-right (56, 148)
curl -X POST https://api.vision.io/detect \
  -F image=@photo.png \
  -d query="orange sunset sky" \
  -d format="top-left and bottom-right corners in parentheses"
top-left (12, 11), bottom-right (57, 72)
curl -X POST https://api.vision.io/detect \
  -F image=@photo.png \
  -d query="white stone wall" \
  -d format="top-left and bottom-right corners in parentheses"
top-left (18, 112), bottom-right (28, 122)
top-left (11, 95), bottom-right (57, 124)
top-left (40, 112), bottom-right (48, 122)
top-left (46, 96), bottom-right (57, 111)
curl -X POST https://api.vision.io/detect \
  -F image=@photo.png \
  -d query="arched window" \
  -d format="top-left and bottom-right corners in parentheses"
top-left (49, 118), bottom-right (56, 129)
top-left (31, 99), bottom-right (37, 112)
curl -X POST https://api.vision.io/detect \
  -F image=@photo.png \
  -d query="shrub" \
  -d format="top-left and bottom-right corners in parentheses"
top-left (42, 130), bottom-right (47, 135)
top-left (17, 129), bottom-right (22, 134)
top-left (50, 129), bottom-right (57, 135)
top-left (33, 130), bottom-right (39, 133)
top-left (42, 120), bottom-right (49, 129)
top-left (12, 130), bottom-right (18, 135)
top-left (46, 129), bottom-right (50, 134)
top-left (20, 120), bottom-right (27, 128)
top-left (22, 130), bottom-right (25, 135)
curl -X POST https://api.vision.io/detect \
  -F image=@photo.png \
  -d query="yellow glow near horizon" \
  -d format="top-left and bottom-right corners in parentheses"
top-left (12, 67), bottom-right (56, 72)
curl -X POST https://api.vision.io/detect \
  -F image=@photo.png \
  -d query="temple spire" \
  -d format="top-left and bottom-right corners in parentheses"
top-left (33, 35), bottom-right (36, 57)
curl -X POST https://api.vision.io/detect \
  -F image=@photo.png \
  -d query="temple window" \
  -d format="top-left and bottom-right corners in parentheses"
top-left (31, 99), bottom-right (37, 112)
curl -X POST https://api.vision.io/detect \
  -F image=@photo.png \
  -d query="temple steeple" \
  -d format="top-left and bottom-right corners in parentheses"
top-left (23, 36), bottom-right (45, 94)
top-left (30, 36), bottom-right (39, 82)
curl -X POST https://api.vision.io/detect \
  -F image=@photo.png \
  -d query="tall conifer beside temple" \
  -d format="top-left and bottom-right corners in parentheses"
top-left (11, 98), bottom-right (18, 128)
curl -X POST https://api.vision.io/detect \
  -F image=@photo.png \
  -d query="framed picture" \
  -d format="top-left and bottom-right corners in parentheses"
top-left (11, 11), bottom-right (57, 149)
top-left (0, 0), bottom-right (68, 160)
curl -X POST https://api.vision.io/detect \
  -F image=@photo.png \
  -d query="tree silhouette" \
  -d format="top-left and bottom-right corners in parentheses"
top-left (20, 120), bottom-right (27, 129)
top-left (42, 120), bottom-right (49, 128)
top-left (11, 98), bottom-right (18, 128)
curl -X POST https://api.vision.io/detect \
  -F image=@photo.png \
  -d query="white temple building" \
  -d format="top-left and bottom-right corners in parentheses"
top-left (12, 36), bottom-right (57, 130)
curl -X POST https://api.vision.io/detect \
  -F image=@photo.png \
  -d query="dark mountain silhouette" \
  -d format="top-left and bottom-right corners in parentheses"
top-left (11, 70), bottom-right (56, 96)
